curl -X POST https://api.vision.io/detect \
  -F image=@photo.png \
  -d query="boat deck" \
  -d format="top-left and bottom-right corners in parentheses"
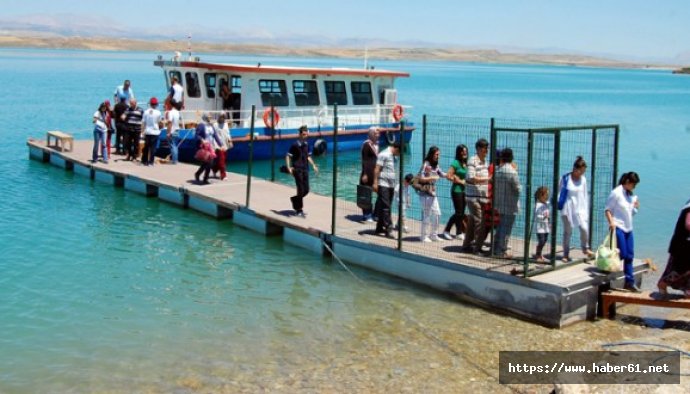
top-left (28, 137), bottom-right (649, 327)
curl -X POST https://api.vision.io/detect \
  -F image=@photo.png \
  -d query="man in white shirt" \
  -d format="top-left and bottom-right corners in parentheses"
top-left (462, 138), bottom-right (491, 253)
top-left (165, 106), bottom-right (181, 164)
top-left (141, 97), bottom-right (162, 166)
top-left (168, 76), bottom-right (184, 110)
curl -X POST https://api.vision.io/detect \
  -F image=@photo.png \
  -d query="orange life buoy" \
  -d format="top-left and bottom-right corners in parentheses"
top-left (263, 108), bottom-right (280, 128)
top-left (392, 104), bottom-right (404, 122)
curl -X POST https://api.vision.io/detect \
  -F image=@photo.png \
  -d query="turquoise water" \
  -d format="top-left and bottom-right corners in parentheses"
top-left (1, 49), bottom-right (689, 392)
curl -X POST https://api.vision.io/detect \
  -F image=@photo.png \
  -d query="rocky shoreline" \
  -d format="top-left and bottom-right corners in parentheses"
top-left (0, 34), bottom-right (676, 70)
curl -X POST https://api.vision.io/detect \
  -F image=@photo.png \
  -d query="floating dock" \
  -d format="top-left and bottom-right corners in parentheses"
top-left (27, 137), bottom-right (649, 328)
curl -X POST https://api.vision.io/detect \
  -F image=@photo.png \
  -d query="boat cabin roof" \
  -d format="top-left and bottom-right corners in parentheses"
top-left (153, 59), bottom-right (410, 78)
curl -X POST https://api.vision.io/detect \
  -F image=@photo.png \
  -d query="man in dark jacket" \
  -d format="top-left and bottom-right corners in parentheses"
top-left (113, 98), bottom-right (128, 154)
top-left (285, 125), bottom-right (319, 217)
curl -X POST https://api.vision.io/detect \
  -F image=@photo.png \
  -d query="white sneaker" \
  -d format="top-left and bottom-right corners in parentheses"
top-left (430, 235), bottom-right (441, 242)
top-left (457, 233), bottom-right (465, 242)
top-left (421, 236), bottom-right (432, 243)
top-left (402, 226), bottom-right (409, 233)
top-left (441, 232), bottom-right (454, 240)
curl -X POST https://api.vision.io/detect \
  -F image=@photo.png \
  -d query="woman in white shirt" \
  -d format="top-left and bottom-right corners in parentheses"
top-left (92, 102), bottom-right (109, 163)
top-left (558, 156), bottom-right (594, 262)
top-left (605, 172), bottom-right (641, 291)
top-left (418, 146), bottom-right (447, 242)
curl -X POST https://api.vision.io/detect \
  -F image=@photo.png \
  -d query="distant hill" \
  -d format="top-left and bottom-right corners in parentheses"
top-left (0, 33), bottom-right (676, 70)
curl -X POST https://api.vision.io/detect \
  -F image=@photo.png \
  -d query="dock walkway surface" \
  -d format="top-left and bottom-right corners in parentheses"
top-left (28, 138), bottom-right (649, 327)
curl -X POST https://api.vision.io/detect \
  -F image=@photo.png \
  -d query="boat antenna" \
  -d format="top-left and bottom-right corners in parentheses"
top-left (187, 33), bottom-right (192, 60)
top-left (364, 45), bottom-right (368, 69)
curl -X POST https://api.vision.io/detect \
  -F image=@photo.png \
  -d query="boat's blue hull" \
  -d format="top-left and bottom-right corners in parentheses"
top-left (156, 123), bottom-right (414, 162)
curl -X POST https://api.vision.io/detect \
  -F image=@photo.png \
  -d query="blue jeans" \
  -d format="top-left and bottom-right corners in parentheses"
top-left (615, 228), bottom-right (635, 284)
top-left (170, 137), bottom-right (179, 163)
top-left (92, 127), bottom-right (107, 162)
top-left (494, 213), bottom-right (516, 254)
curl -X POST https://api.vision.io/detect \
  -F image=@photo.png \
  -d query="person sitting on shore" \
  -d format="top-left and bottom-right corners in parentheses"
top-left (657, 196), bottom-right (690, 298)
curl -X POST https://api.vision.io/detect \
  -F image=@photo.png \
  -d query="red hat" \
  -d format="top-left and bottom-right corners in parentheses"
top-left (104, 99), bottom-right (111, 107)
top-left (150, 97), bottom-right (159, 105)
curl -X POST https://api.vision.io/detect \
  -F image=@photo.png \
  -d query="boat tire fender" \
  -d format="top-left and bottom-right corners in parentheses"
top-left (392, 104), bottom-right (404, 122)
top-left (262, 108), bottom-right (280, 128)
top-left (313, 139), bottom-right (327, 156)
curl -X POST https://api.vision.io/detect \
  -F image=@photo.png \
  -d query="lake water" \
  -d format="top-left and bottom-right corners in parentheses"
top-left (1, 49), bottom-right (688, 392)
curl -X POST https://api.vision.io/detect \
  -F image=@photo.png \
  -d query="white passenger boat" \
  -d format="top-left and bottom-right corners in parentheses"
top-left (153, 54), bottom-right (415, 161)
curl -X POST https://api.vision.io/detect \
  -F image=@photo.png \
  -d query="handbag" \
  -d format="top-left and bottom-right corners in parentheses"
top-left (410, 175), bottom-right (435, 196)
top-left (194, 142), bottom-right (216, 163)
top-left (596, 230), bottom-right (623, 272)
top-left (557, 174), bottom-right (569, 210)
top-left (356, 184), bottom-right (373, 210)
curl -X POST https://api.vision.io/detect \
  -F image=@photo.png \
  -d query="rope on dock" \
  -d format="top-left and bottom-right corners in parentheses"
top-left (321, 240), bottom-right (364, 284)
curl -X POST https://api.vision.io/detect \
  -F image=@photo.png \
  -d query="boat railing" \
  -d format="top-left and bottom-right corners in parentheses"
top-left (177, 104), bottom-right (410, 130)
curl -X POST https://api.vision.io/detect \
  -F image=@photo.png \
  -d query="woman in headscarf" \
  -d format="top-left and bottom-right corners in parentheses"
top-left (359, 127), bottom-right (379, 222)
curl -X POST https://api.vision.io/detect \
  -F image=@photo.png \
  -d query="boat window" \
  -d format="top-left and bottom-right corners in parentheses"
top-left (185, 72), bottom-right (201, 98)
top-left (292, 80), bottom-right (320, 106)
top-left (204, 73), bottom-right (217, 98)
top-left (231, 75), bottom-right (241, 94)
top-left (168, 71), bottom-right (182, 88)
top-left (324, 81), bottom-right (347, 105)
top-left (351, 82), bottom-right (373, 105)
top-left (259, 79), bottom-right (289, 106)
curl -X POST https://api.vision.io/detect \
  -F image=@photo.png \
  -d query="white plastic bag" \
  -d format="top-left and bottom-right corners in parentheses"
top-left (596, 230), bottom-right (622, 272)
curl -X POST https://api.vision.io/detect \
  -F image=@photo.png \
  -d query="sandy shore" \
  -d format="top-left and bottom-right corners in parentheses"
top-left (0, 34), bottom-right (674, 69)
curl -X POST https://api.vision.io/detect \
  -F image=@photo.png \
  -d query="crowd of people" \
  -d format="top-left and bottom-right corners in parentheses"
top-left (91, 79), bottom-right (233, 184)
top-left (345, 132), bottom-right (685, 296)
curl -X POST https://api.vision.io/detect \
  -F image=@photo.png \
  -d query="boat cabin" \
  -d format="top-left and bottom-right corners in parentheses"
top-left (153, 55), bottom-right (410, 129)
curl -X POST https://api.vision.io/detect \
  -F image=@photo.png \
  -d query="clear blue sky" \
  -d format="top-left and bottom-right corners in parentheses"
top-left (3, 0), bottom-right (689, 62)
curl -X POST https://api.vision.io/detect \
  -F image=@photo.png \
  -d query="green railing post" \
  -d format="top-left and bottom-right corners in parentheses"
top-left (422, 114), bottom-right (427, 163)
top-left (613, 125), bottom-right (620, 189)
top-left (331, 104), bottom-right (338, 236)
top-left (550, 129), bottom-right (561, 266)
top-left (523, 129), bottom-right (534, 276)
top-left (589, 128), bottom-right (597, 249)
top-left (246, 105), bottom-right (256, 207)
top-left (489, 118), bottom-right (496, 255)
top-left (397, 120), bottom-right (405, 251)
top-left (270, 103), bottom-right (276, 182)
